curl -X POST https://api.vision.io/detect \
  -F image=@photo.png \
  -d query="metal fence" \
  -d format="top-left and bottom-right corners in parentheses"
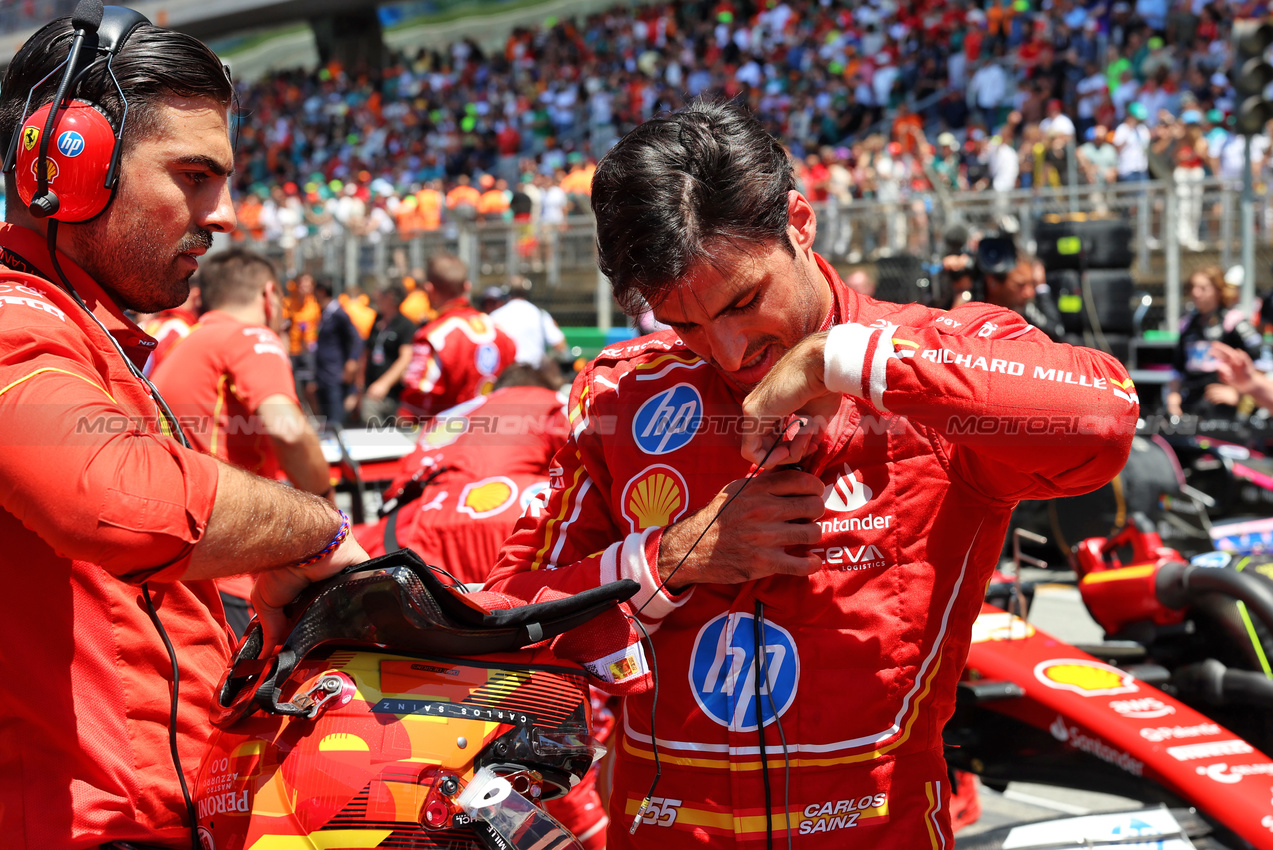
top-left (248, 176), bottom-right (1273, 334)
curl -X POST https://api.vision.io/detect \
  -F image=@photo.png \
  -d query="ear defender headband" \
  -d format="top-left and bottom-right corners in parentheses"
top-left (4, 1), bottom-right (149, 222)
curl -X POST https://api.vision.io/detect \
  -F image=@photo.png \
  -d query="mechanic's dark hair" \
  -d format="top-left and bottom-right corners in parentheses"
top-left (493, 363), bottom-right (558, 391)
top-left (591, 98), bottom-right (796, 314)
top-left (314, 279), bottom-right (334, 299)
top-left (426, 252), bottom-right (469, 301)
top-left (200, 248), bottom-right (277, 310)
top-left (0, 17), bottom-right (233, 172)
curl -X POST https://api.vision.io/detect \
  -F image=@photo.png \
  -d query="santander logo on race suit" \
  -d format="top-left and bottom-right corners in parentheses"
top-left (814, 466), bottom-right (891, 571)
top-left (824, 468), bottom-right (872, 512)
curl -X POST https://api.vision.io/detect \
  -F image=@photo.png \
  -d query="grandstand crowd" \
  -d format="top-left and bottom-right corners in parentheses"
top-left (208, 0), bottom-right (1273, 259)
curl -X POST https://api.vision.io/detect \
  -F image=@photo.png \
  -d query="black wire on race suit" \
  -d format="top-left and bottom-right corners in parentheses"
top-left (629, 426), bottom-right (794, 836)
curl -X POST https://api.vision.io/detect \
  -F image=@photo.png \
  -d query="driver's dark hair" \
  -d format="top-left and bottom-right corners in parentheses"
top-left (591, 98), bottom-right (796, 315)
top-left (0, 16), bottom-right (233, 180)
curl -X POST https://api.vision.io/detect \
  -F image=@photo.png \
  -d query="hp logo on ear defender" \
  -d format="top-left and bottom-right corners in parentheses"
top-left (56, 131), bottom-right (85, 157)
top-left (3, 2), bottom-right (150, 222)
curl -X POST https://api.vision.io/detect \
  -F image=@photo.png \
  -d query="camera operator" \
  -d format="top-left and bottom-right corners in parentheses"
top-left (940, 227), bottom-right (1065, 340)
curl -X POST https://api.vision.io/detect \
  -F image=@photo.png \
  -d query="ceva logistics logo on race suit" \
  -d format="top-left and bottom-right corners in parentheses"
top-left (689, 612), bottom-right (799, 733)
top-left (56, 130), bottom-right (85, 157)
top-left (633, 383), bottom-right (702, 455)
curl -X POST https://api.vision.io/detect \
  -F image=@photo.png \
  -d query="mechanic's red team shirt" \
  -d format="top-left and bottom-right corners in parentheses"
top-left (0, 223), bottom-right (231, 849)
top-left (398, 302), bottom-right (517, 423)
top-left (356, 385), bottom-right (569, 583)
top-left (151, 310), bottom-right (298, 482)
top-left (486, 254), bottom-right (1139, 849)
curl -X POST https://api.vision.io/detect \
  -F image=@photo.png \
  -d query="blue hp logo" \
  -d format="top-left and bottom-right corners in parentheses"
top-left (632, 384), bottom-right (701, 455)
top-left (474, 343), bottom-right (500, 375)
top-left (689, 613), bottom-right (799, 732)
top-left (56, 131), bottom-right (85, 157)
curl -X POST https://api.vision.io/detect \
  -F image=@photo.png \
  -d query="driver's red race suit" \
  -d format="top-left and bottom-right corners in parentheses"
top-left (485, 255), bottom-right (1138, 848)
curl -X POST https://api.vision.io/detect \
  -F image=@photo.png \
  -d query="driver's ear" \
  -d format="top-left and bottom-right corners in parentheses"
top-left (787, 191), bottom-right (817, 254)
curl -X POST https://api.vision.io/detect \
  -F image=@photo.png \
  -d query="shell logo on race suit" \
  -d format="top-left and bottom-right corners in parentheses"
top-left (689, 612), bottom-right (799, 732)
top-left (621, 464), bottom-right (688, 532)
top-left (1034, 658), bottom-right (1139, 696)
top-left (56, 130), bottom-right (85, 157)
top-left (632, 383), bottom-right (701, 455)
top-left (457, 477), bottom-right (518, 519)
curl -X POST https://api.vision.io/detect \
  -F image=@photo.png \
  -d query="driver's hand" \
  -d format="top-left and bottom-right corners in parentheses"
top-left (741, 332), bottom-right (842, 466)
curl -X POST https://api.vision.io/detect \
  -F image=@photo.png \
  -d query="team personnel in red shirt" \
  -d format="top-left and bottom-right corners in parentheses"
top-left (152, 248), bottom-right (331, 494)
top-left (151, 248), bottom-right (335, 633)
top-left (358, 368), bottom-right (569, 578)
top-left (399, 252), bottom-right (517, 423)
top-left (485, 101), bottom-right (1138, 848)
top-left (0, 12), bottom-right (366, 849)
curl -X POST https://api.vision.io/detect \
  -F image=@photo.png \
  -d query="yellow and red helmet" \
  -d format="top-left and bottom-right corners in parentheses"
top-left (197, 551), bottom-right (641, 850)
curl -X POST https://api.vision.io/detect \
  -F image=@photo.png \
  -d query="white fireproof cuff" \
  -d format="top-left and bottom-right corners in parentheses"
top-left (824, 322), bottom-right (896, 410)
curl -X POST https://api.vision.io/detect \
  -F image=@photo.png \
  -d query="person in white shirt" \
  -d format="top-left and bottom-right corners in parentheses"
top-left (488, 276), bottom-right (567, 370)
top-left (1039, 99), bottom-right (1076, 138)
top-left (1113, 104), bottom-right (1151, 180)
top-left (970, 59), bottom-right (1009, 126)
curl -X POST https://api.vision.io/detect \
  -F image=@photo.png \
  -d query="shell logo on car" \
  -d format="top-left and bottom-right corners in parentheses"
top-left (1034, 658), bottom-right (1140, 696)
top-left (622, 464), bottom-right (688, 532)
top-left (457, 477), bottom-right (518, 519)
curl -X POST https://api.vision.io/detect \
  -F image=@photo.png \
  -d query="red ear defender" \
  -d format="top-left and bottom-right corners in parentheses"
top-left (15, 99), bottom-right (118, 222)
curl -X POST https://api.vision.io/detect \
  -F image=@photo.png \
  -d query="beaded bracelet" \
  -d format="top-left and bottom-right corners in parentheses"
top-left (294, 511), bottom-right (350, 569)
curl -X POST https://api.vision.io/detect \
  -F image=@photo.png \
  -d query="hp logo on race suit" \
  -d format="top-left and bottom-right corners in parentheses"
top-left (689, 613), bottom-right (799, 732)
top-left (475, 343), bottom-right (500, 375)
top-left (56, 131), bottom-right (85, 157)
top-left (633, 383), bottom-right (702, 455)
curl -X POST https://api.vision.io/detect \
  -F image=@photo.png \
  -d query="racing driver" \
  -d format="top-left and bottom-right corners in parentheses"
top-left (484, 99), bottom-right (1138, 848)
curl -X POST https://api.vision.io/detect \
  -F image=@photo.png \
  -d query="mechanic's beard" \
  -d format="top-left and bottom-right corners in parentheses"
top-left (72, 225), bottom-right (213, 314)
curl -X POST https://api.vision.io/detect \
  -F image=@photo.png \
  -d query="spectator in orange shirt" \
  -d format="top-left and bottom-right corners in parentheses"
top-left (445, 175), bottom-right (481, 219)
top-left (234, 189), bottom-right (266, 243)
top-left (283, 271), bottom-right (321, 405)
top-left (891, 101), bottom-right (925, 156)
top-left (416, 179), bottom-right (444, 231)
top-left (477, 176), bottom-right (512, 221)
top-left (401, 274), bottom-right (434, 325)
top-left (339, 285), bottom-right (377, 340)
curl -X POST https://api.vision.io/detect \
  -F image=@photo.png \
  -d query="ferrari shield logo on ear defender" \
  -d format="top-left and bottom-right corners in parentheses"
top-left (22, 127), bottom-right (39, 151)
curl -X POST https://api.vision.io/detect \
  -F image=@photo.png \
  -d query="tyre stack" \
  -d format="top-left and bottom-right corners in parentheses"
top-left (1035, 215), bottom-right (1136, 362)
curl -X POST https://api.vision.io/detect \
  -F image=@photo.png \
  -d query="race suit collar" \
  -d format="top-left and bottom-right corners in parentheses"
top-left (814, 251), bottom-right (849, 330)
top-left (0, 222), bottom-right (155, 369)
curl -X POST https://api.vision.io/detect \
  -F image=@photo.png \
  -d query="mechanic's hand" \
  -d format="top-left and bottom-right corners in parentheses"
top-left (741, 332), bottom-right (842, 466)
top-left (1203, 382), bottom-right (1241, 407)
top-left (656, 468), bottom-right (825, 591)
top-left (1211, 341), bottom-right (1258, 395)
top-left (252, 532), bottom-right (369, 651)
